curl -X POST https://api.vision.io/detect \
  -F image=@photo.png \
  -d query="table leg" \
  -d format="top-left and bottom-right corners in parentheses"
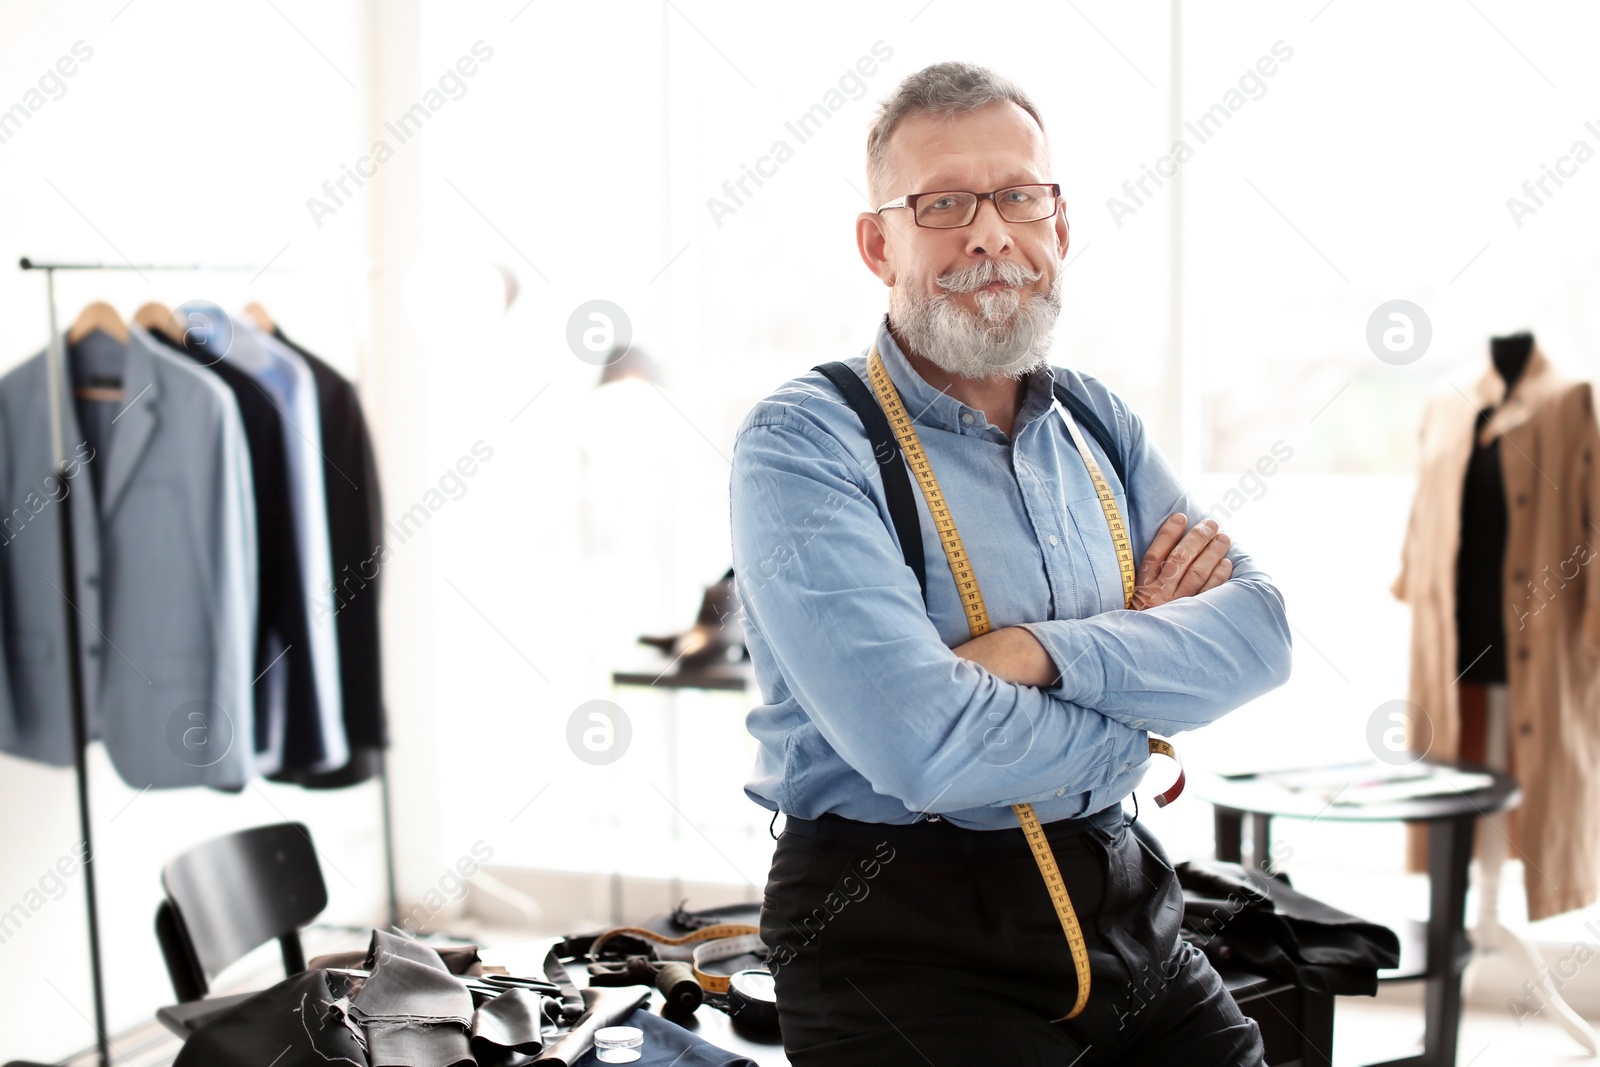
top-left (1421, 815), bottom-right (1473, 1067)
top-left (1249, 813), bottom-right (1273, 873)
top-left (1300, 987), bottom-right (1335, 1067)
top-left (1215, 809), bottom-right (1244, 864)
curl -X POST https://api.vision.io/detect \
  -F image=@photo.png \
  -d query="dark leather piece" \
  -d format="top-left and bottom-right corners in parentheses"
top-left (533, 985), bottom-right (649, 1065)
top-left (309, 942), bottom-right (484, 976)
top-left (350, 931), bottom-right (474, 1067)
top-left (471, 987), bottom-right (551, 1066)
top-left (1178, 859), bottom-right (1401, 996)
top-left (172, 970), bottom-right (367, 1067)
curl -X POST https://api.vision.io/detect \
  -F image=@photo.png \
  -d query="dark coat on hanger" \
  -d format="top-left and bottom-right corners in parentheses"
top-left (267, 329), bottom-right (388, 787)
top-left (1391, 345), bottom-right (1600, 920)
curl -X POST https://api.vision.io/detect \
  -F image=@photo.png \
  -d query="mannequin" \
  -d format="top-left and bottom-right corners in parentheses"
top-left (1456, 332), bottom-right (1597, 1054)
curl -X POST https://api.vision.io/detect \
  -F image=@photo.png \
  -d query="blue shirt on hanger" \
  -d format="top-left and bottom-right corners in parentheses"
top-left (186, 307), bottom-right (348, 776)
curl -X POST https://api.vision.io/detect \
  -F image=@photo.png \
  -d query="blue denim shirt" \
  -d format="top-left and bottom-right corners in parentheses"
top-left (729, 316), bottom-right (1292, 828)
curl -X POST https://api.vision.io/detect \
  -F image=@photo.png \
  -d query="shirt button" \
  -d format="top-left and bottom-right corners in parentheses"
top-left (960, 413), bottom-right (975, 425)
top-left (1048, 534), bottom-right (1059, 546)
top-left (1056, 787), bottom-right (1066, 797)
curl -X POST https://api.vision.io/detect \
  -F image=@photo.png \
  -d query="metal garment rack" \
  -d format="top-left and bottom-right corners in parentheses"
top-left (18, 257), bottom-right (400, 1067)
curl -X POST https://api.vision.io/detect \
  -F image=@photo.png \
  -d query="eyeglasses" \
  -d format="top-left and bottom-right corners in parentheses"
top-left (874, 183), bottom-right (1062, 229)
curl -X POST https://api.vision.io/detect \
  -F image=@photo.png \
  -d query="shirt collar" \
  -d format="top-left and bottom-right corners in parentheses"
top-left (873, 313), bottom-right (1058, 437)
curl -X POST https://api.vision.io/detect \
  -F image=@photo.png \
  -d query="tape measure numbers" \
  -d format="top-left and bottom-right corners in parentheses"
top-left (588, 923), bottom-right (765, 995)
top-left (866, 348), bottom-right (1184, 1021)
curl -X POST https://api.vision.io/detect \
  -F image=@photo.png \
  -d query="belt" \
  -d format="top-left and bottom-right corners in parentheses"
top-left (782, 803), bottom-right (1126, 853)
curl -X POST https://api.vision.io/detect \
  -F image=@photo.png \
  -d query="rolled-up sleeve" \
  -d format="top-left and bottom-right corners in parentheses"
top-left (731, 405), bottom-right (1151, 815)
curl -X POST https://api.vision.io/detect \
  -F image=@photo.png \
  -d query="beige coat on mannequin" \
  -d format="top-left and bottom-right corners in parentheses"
top-left (1391, 346), bottom-right (1600, 921)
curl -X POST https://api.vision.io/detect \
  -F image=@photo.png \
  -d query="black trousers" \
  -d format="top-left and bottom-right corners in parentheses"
top-left (759, 805), bottom-right (1265, 1066)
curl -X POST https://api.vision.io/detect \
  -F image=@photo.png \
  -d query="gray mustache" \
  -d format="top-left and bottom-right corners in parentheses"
top-left (936, 259), bottom-right (1042, 293)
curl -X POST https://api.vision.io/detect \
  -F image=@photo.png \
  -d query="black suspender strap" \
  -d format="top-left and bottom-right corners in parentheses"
top-left (1051, 381), bottom-right (1126, 489)
top-left (813, 361), bottom-right (929, 605)
top-left (811, 361), bottom-right (1127, 604)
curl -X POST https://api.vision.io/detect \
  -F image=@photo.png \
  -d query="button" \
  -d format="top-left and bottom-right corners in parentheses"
top-left (1513, 571), bottom-right (1527, 584)
top-left (86, 645), bottom-right (101, 657)
top-left (1516, 493), bottom-right (1528, 507)
top-left (1121, 762), bottom-right (1132, 773)
top-left (960, 412), bottom-right (975, 425)
top-left (1048, 534), bottom-right (1059, 546)
top-left (1517, 647), bottom-right (1530, 661)
top-left (1056, 787), bottom-right (1066, 797)
top-left (1519, 722), bottom-right (1534, 736)
top-left (86, 574), bottom-right (99, 587)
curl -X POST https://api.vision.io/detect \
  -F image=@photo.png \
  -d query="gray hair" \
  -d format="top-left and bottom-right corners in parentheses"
top-left (865, 61), bottom-right (1048, 206)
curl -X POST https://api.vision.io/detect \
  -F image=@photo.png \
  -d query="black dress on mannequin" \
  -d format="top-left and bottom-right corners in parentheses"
top-left (1455, 332), bottom-right (1534, 684)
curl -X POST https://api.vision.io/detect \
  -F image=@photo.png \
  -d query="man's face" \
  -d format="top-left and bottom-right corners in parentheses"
top-left (859, 100), bottom-right (1070, 379)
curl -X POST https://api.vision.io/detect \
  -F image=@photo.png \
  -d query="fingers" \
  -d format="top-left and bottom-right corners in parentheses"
top-left (1155, 517), bottom-right (1222, 591)
top-left (1176, 530), bottom-right (1232, 598)
top-left (1199, 557), bottom-right (1234, 593)
top-left (1137, 513), bottom-right (1189, 588)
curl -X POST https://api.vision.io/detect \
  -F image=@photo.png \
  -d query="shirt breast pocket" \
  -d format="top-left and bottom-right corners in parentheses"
top-left (1063, 493), bottom-right (1128, 614)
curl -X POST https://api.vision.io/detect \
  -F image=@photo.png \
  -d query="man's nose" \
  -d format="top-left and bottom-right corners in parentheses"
top-left (964, 198), bottom-right (1014, 258)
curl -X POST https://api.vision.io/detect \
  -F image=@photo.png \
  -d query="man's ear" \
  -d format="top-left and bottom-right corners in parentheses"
top-left (1053, 201), bottom-right (1070, 260)
top-left (856, 211), bottom-right (896, 287)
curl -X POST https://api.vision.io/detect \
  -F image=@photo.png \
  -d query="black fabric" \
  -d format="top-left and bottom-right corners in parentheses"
top-left (1456, 405), bottom-right (1510, 684)
top-left (270, 328), bottom-right (389, 787)
top-left (470, 987), bottom-right (550, 1065)
top-left (761, 808), bottom-right (1264, 1065)
top-left (172, 969), bottom-right (368, 1067)
top-left (1177, 859), bottom-right (1400, 997)
top-left (148, 328), bottom-right (318, 769)
top-left (811, 361), bottom-right (1126, 605)
top-left (350, 930), bottom-right (474, 1067)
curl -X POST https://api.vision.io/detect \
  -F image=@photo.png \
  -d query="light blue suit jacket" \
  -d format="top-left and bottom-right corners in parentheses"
top-left (0, 326), bottom-right (259, 787)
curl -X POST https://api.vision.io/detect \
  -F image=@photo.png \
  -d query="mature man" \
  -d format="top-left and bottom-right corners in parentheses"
top-left (729, 62), bottom-right (1292, 1064)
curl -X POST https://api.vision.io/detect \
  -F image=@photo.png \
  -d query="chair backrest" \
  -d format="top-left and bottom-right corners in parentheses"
top-left (157, 822), bottom-right (328, 1000)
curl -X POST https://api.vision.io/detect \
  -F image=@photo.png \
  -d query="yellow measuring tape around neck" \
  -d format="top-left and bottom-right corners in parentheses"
top-left (866, 347), bottom-right (1183, 1023)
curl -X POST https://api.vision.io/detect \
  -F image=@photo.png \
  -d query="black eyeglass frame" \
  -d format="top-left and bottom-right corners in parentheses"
top-left (873, 182), bottom-right (1063, 229)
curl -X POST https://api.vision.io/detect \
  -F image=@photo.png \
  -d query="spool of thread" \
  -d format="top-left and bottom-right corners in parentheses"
top-left (655, 961), bottom-right (703, 1013)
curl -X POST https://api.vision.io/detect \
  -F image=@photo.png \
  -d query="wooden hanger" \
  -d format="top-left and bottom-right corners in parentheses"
top-left (68, 301), bottom-right (128, 345)
top-left (68, 301), bottom-right (127, 402)
top-left (133, 301), bottom-right (184, 346)
top-left (242, 301), bottom-right (276, 334)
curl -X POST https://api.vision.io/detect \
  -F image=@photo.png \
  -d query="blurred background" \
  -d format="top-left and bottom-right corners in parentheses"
top-left (2, 0), bottom-right (1599, 1062)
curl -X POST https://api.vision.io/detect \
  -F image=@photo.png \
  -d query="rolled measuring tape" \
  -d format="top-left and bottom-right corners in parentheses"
top-left (725, 968), bottom-right (779, 1032)
top-left (587, 924), bottom-right (765, 994)
top-left (689, 933), bottom-right (768, 994)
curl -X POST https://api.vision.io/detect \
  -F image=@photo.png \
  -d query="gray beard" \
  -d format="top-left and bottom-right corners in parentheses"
top-left (889, 261), bottom-right (1064, 380)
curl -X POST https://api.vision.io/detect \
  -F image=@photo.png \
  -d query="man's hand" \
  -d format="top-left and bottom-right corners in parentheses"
top-left (953, 513), bottom-right (1235, 688)
top-left (1130, 513), bottom-right (1232, 610)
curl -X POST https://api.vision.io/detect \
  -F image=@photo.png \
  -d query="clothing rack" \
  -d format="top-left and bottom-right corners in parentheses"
top-left (18, 257), bottom-right (400, 1067)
